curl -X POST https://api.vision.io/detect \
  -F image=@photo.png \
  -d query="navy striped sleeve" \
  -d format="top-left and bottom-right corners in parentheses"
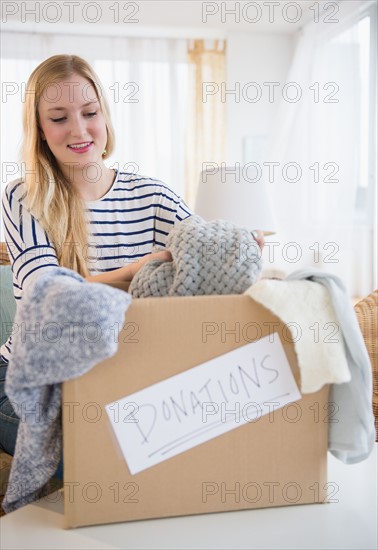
top-left (2, 179), bottom-right (59, 294)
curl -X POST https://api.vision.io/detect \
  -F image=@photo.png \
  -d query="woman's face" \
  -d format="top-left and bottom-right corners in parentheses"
top-left (37, 73), bottom-right (108, 175)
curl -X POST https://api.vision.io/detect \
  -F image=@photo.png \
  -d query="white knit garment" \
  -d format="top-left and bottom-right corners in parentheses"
top-left (245, 279), bottom-right (351, 393)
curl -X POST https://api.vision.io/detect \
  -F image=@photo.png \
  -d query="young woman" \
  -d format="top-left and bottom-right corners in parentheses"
top-left (0, 54), bottom-right (264, 465)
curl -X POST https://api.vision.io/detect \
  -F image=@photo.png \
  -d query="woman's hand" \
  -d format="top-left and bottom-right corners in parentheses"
top-left (252, 230), bottom-right (265, 250)
top-left (85, 250), bottom-right (172, 284)
top-left (129, 250), bottom-right (172, 279)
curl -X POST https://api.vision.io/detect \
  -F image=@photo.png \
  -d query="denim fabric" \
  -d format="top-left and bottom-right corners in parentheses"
top-left (0, 357), bottom-right (19, 455)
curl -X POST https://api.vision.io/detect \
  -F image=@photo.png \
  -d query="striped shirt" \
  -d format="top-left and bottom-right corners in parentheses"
top-left (1, 170), bottom-right (192, 361)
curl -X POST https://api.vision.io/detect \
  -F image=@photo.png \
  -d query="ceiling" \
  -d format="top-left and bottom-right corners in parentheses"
top-left (95, 0), bottom-right (315, 32)
top-left (2, 1), bottom-right (350, 36)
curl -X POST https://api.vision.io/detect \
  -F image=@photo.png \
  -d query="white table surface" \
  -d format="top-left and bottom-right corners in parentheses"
top-left (1, 445), bottom-right (377, 550)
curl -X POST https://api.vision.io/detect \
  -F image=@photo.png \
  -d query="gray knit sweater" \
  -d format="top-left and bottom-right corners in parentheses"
top-left (2, 268), bottom-right (131, 513)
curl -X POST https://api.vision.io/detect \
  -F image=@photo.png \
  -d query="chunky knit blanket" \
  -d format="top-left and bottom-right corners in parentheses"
top-left (129, 215), bottom-right (262, 297)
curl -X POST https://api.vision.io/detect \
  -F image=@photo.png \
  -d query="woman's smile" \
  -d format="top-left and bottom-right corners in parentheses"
top-left (67, 141), bottom-right (94, 153)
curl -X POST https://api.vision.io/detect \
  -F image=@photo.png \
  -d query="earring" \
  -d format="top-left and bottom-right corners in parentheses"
top-left (102, 149), bottom-right (107, 156)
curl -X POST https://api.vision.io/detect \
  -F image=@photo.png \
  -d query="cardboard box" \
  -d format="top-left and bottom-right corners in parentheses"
top-left (62, 293), bottom-right (328, 528)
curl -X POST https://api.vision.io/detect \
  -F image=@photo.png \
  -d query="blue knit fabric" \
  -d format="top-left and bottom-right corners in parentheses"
top-left (2, 267), bottom-right (131, 512)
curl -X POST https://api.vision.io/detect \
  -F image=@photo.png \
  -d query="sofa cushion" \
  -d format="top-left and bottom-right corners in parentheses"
top-left (0, 265), bottom-right (16, 348)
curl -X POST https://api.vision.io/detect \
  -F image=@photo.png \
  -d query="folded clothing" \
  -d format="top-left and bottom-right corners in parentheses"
top-left (245, 278), bottom-right (351, 393)
top-left (3, 267), bottom-right (131, 512)
top-left (129, 215), bottom-right (262, 297)
top-left (245, 269), bottom-right (375, 464)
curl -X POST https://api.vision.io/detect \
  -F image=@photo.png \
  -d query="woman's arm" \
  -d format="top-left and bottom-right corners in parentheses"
top-left (85, 250), bottom-right (172, 284)
top-left (2, 180), bottom-right (60, 293)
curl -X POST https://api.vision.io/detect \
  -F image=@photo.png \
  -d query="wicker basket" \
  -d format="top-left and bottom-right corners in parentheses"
top-left (354, 290), bottom-right (378, 441)
top-left (0, 242), bottom-right (10, 265)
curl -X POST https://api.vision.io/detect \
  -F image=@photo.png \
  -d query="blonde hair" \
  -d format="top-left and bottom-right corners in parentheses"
top-left (21, 54), bottom-right (115, 277)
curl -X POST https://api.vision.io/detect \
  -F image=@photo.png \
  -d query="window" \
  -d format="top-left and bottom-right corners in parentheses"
top-left (331, 11), bottom-right (376, 227)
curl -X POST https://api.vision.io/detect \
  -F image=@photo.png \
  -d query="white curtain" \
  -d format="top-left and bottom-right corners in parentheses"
top-left (0, 31), bottom-right (188, 217)
top-left (265, 0), bottom-right (377, 298)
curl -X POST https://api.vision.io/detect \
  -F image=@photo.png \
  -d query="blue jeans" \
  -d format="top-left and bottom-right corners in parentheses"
top-left (0, 356), bottom-right (63, 480)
